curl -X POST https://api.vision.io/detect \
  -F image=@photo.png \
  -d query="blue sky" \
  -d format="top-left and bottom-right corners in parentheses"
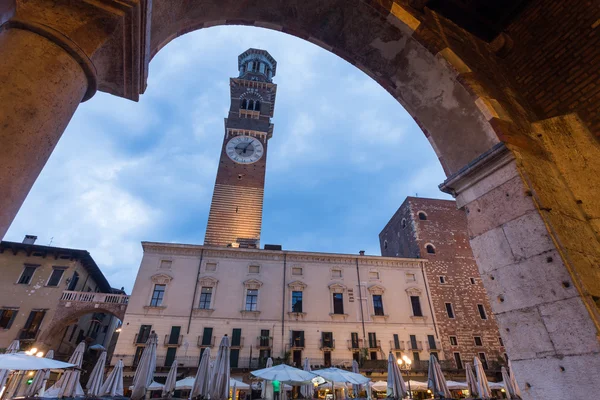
top-left (5, 26), bottom-right (451, 292)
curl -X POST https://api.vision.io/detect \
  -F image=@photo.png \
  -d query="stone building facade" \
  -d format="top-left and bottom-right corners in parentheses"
top-left (0, 235), bottom-right (124, 358)
top-left (379, 197), bottom-right (505, 371)
top-left (112, 242), bottom-right (441, 374)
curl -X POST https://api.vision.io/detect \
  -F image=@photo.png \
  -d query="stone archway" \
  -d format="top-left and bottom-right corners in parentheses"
top-left (1, 1), bottom-right (599, 398)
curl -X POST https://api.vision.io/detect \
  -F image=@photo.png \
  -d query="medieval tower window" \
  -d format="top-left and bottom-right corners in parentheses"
top-left (418, 211), bottom-right (427, 220)
top-left (426, 244), bottom-right (436, 254)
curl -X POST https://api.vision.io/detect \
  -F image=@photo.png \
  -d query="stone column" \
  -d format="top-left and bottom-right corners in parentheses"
top-left (441, 143), bottom-right (600, 399)
top-left (0, 19), bottom-right (96, 239)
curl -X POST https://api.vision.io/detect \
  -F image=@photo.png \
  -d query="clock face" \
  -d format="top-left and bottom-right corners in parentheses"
top-left (226, 136), bottom-right (264, 164)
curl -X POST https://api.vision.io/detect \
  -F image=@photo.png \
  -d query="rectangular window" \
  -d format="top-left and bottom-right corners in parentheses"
top-left (474, 336), bottom-right (483, 346)
top-left (331, 269), bottom-right (342, 278)
top-left (499, 337), bottom-right (504, 347)
top-left (449, 336), bottom-right (458, 346)
top-left (165, 347), bottom-right (177, 367)
top-left (453, 352), bottom-right (463, 369)
top-left (259, 330), bottom-right (270, 347)
top-left (47, 268), bottom-right (65, 287)
top-left (199, 287), bottom-right (212, 309)
top-left (439, 276), bottom-right (446, 284)
top-left (291, 330), bottom-right (304, 348)
top-left (168, 326), bottom-right (181, 345)
top-left (413, 351), bottom-right (420, 362)
top-left (332, 293), bottom-right (344, 314)
top-left (351, 332), bottom-right (359, 349)
top-left (445, 302), bottom-right (455, 318)
top-left (478, 352), bottom-right (489, 370)
top-left (427, 335), bottom-right (437, 350)
top-left (368, 271), bottom-right (379, 280)
top-left (321, 332), bottom-right (333, 348)
top-left (133, 346), bottom-right (144, 367)
top-left (0, 309), bottom-right (17, 329)
top-left (291, 291), bottom-right (303, 313)
top-left (230, 348), bottom-right (240, 368)
top-left (18, 265), bottom-right (37, 285)
top-left (393, 334), bottom-right (401, 350)
top-left (201, 327), bottom-right (213, 346)
top-left (248, 265), bottom-right (260, 274)
top-left (410, 296), bottom-right (423, 317)
top-left (324, 351), bottom-right (332, 367)
top-left (477, 304), bottom-right (488, 320)
top-left (470, 277), bottom-right (476, 284)
top-left (231, 328), bottom-right (242, 347)
top-left (409, 335), bottom-right (418, 350)
top-left (373, 295), bottom-right (384, 316)
top-left (136, 325), bottom-right (152, 344)
top-left (291, 267), bottom-right (303, 276)
top-left (368, 332), bottom-right (378, 348)
top-left (150, 284), bottom-right (166, 307)
top-left (205, 262), bottom-right (217, 272)
top-left (430, 351), bottom-right (439, 360)
top-left (160, 260), bottom-right (172, 269)
top-left (406, 273), bottom-right (416, 282)
top-left (20, 310), bottom-right (45, 340)
top-left (245, 289), bottom-right (258, 311)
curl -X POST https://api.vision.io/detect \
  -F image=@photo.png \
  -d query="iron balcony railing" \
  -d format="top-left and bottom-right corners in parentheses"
top-left (290, 338), bottom-right (305, 349)
top-left (426, 340), bottom-right (441, 351)
top-left (320, 339), bottom-right (335, 350)
top-left (347, 339), bottom-right (363, 350)
top-left (133, 333), bottom-right (150, 344)
top-left (164, 334), bottom-right (183, 346)
top-left (230, 337), bottom-right (244, 348)
top-left (256, 336), bottom-right (272, 348)
top-left (407, 341), bottom-right (423, 351)
top-left (390, 340), bottom-right (405, 351)
top-left (197, 335), bottom-right (216, 348)
top-left (367, 339), bottom-right (381, 349)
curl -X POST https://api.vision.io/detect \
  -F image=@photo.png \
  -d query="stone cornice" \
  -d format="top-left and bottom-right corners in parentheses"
top-left (142, 242), bottom-right (424, 268)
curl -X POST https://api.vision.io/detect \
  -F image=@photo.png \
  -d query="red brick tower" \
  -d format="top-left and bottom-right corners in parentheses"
top-left (204, 49), bottom-right (277, 248)
top-left (380, 197), bottom-right (506, 372)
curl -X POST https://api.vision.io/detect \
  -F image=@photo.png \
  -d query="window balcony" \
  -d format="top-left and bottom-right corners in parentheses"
top-left (256, 336), bottom-right (272, 349)
top-left (197, 335), bottom-right (215, 348)
top-left (427, 340), bottom-right (441, 351)
top-left (290, 339), bottom-right (305, 349)
top-left (320, 339), bottom-right (335, 350)
top-left (368, 340), bottom-right (381, 349)
top-left (133, 333), bottom-right (150, 345)
top-left (164, 334), bottom-right (183, 347)
top-left (390, 341), bottom-right (405, 351)
top-left (231, 337), bottom-right (244, 349)
top-left (407, 341), bottom-right (423, 351)
top-left (18, 329), bottom-right (40, 341)
top-left (347, 339), bottom-right (363, 350)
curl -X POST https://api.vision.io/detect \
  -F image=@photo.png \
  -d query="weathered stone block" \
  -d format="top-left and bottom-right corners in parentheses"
top-left (470, 226), bottom-right (515, 274)
top-left (494, 306), bottom-right (554, 361)
top-left (502, 211), bottom-right (555, 260)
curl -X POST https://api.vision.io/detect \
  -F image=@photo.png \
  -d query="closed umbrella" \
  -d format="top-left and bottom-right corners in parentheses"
top-left (0, 340), bottom-right (19, 390)
top-left (427, 355), bottom-right (451, 399)
top-left (131, 331), bottom-right (158, 400)
top-left (99, 359), bottom-right (124, 396)
top-left (163, 359), bottom-right (178, 398)
top-left (465, 362), bottom-right (478, 398)
top-left (501, 366), bottom-right (521, 399)
top-left (351, 360), bottom-right (361, 397)
top-left (474, 357), bottom-right (491, 400)
top-left (508, 361), bottom-right (522, 399)
top-left (210, 335), bottom-right (231, 400)
top-left (26, 350), bottom-right (54, 397)
top-left (261, 357), bottom-right (273, 399)
top-left (300, 358), bottom-right (313, 399)
top-left (252, 364), bottom-right (317, 384)
top-left (191, 347), bottom-right (212, 399)
top-left (231, 380), bottom-right (237, 400)
top-left (44, 341), bottom-right (86, 398)
top-left (386, 353), bottom-right (407, 399)
top-left (86, 350), bottom-right (107, 396)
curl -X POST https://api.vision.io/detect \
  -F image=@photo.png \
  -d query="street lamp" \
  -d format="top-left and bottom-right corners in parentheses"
top-left (397, 355), bottom-right (413, 399)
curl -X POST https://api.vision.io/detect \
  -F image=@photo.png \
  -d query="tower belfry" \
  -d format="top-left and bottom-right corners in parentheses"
top-left (204, 49), bottom-right (277, 248)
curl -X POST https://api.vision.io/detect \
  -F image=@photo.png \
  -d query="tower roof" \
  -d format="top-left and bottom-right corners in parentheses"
top-left (238, 48), bottom-right (277, 76)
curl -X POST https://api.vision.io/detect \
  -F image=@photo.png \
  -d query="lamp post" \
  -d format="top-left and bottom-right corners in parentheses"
top-left (397, 356), bottom-right (412, 399)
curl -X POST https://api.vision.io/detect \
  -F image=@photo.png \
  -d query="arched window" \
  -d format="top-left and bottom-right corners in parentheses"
top-left (401, 218), bottom-right (407, 228)
top-left (248, 100), bottom-right (254, 110)
top-left (240, 99), bottom-right (247, 109)
top-left (252, 61), bottom-right (258, 72)
top-left (418, 212), bottom-right (427, 220)
top-left (426, 244), bottom-right (436, 254)
top-left (384, 240), bottom-right (388, 249)
top-left (254, 101), bottom-right (261, 111)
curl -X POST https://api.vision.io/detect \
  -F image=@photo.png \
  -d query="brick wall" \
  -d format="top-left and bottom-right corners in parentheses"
top-left (380, 197), bottom-right (505, 370)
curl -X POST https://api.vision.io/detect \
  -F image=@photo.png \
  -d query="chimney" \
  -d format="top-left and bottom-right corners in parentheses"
top-left (359, 250), bottom-right (365, 256)
top-left (22, 235), bottom-right (37, 245)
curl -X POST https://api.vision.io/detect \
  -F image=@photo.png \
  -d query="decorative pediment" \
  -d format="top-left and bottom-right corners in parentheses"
top-left (151, 273), bottom-right (173, 285)
top-left (243, 279), bottom-right (263, 290)
top-left (288, 280), bottom-right (307, 291)
top-left (405, 287), bottom-right (422, 296)
top-left (328, 283), bottom-right (347, 293)
top-left (368, 285), bottom-right (385, 295)
top-left (198, 276), bottom-right (219, 287)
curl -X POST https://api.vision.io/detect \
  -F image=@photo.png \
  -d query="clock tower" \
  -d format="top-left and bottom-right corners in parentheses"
top-left (204, 49), bottom-right (277, 248)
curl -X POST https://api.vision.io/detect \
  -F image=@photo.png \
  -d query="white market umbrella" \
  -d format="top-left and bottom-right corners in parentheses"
top-left (86, 350), bottom-right (107, 396)
top-left (386, 353), bottom-right (407, 399)
top-left (231, 378), bottom-right (250, 390)
top-left (163, 358), bottom-right (179, 397)
top-left (427, 355), bottom-right (451, 399)
top-left (89, 344), bottom-right (106, 351)
top-left (176, 376), bottom-right (195, 390)
top-left (508, 360), bottom-right (522, 399)
top-left (0, 352), bottom-right (75, 370)
top-left (100, 359), bottom-right (124, 396)
top-left (370, 381), bottom-right (387, 392)
top-left (252, 364), bottom-right (317, 385)
top-left (446, 381), bottom-right (468, 390)
top-left (209, 335), bottom-right (231, 400)
top-left (474, 357), bottom-right (492, 400)
top-left (44, 341), bottom-right (85, 398)
top-left (26, 350), bottom-right (54, 397)
top-left (191, 347), bottom-right (211, 398)
top-left (261, 357), bottom-right (273, 399)
top-left (407, 380), bottom-right (427, 390)
top-left (0, 340), bottom-right (20, 390)
top-left (351, 360), bottom-right (362, 396)
top-left (313, 368), bottom-right (369, 385)
top-left (300, 358), bottom-right (313, 399)
top-left (465, 362), bottom-right (478, 397)
top-left (131, 331), bottom-right (158, 400)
